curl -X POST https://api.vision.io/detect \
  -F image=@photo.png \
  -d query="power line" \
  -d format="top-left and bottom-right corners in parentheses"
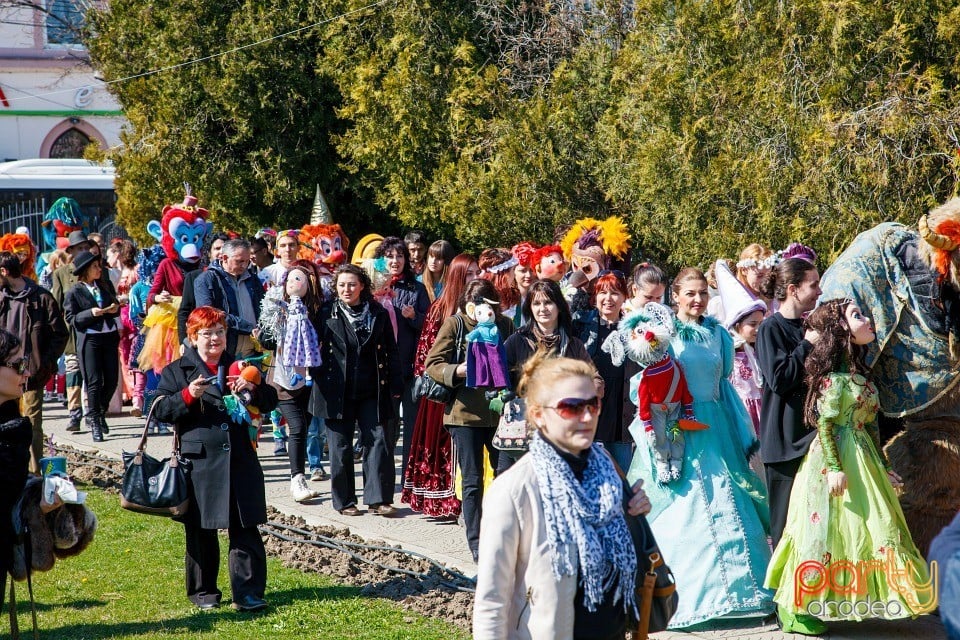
top-left (3, 0), bottom-right (394, 106)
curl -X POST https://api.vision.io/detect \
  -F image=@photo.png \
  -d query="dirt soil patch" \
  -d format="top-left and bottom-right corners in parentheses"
top-left (56, 444), bottom-right (474, 629)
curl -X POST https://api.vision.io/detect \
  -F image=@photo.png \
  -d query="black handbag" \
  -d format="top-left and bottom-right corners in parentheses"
top-left (605, 450), bottom-right (679, 638)
top-left (120, 395), bottom-right (191, 517)
top-left (413, 316), bottom-right (465, 403)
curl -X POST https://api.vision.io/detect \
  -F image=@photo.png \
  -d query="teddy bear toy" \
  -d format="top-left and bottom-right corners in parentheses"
top-left (465, 298), bottom-right (509, 389)
top-left (604, 302), bottom-right (703, 483)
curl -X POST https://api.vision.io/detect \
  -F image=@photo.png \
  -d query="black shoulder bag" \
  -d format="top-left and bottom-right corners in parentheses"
top-left (120, 396), bottom-right (192, 517)
top-left (412, 316), bottom-right (465, 403)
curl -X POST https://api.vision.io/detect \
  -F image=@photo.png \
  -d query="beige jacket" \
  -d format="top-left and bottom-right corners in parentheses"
top-left (473, 455), bottom-right (578, 639)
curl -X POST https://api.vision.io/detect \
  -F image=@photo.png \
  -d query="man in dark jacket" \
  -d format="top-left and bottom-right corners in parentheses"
top-left (193, 239), bottom-right (264, 358)
top-left (0, 252), bottom-right (69, 474)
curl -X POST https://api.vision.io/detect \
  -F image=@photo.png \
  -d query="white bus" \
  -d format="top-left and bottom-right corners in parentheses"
top-left (0, 159), bottom-right (119, 243)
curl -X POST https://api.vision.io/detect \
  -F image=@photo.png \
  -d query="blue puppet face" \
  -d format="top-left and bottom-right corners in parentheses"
top-left (169, 217), bottom-right (210, 262)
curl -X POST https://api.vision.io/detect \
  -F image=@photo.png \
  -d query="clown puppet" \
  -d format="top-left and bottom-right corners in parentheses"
top-left (530, 244), bottom-right (566, 283)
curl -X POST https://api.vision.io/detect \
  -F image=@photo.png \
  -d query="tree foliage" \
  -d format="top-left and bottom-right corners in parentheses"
top-left (87, 0), bottom-right (960, 269)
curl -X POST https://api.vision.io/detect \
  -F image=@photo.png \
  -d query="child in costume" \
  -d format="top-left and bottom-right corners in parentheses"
top-left (128, 245), bottom-right (167, 429)
top-left (765, 299), bottom-right (935, 634)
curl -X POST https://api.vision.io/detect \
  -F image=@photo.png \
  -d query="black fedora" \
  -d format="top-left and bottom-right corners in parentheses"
top-left (66, 230), bottom-right (90, 251)
top-left (71, 250), bottom-right (101, 276)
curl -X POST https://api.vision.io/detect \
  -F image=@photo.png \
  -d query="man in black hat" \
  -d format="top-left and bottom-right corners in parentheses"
top-left (51, 231), bottom-right (101, 432)
top-left (0, 252), bottom-right (68, 473)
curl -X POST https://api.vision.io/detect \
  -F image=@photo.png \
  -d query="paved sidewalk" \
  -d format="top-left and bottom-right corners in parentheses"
top-left (40, 399), bottom-right (947, 640)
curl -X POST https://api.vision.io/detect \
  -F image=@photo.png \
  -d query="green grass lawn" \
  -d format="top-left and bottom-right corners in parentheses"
top-left (9, 489), bottom-right (470, 639)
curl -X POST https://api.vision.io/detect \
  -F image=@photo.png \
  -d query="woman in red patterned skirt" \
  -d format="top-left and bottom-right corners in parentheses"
top-left (401, 254), bottom-right (479, 517)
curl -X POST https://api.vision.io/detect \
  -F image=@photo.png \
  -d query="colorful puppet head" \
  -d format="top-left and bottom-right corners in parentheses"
top-left (146, 187), bottom-right (212, 264)
top-left (0, 233), bottom-right (37, 276)
top-left (531, 245), bottom-right (566, 282)
top-left (603, 302), bottom-right (676, 368)
top-left (560, 216), bottom-right (631, 282)
top-left (299, 224), bottom-right (349, 268)
top-left (40, 197), bottom-right (83, 252)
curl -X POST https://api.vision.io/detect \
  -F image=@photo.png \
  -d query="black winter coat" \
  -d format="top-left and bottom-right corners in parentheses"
top-left (381, 277), bottom-right (430, 380)
top-left (310, 299), bottom-right (403, 422)
top-left (152, 346), bottom-right (278, 530)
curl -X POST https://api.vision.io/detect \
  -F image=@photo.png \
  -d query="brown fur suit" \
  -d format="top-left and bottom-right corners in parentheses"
top-left (10, 477), bottom-right (97, 581)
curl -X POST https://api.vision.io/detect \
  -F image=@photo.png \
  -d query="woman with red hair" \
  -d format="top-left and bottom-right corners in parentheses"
top-left (152, 306), bottom-right (278, 611)
top-left (401, 254), bottom-right (479, 517)
top-left (478, 248), bottom-right (520, 322)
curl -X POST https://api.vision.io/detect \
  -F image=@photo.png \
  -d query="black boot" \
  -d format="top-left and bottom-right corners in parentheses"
top-left (100, 415), bottom-right (110, 434)
top-left (88, 416), bottom-right (103, 443)
top-left (67, 408), bottom-right (82, 432)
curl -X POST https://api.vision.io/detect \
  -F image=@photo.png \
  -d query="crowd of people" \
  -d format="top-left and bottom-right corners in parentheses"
top-left (0, 199), bottom-right (957, 638)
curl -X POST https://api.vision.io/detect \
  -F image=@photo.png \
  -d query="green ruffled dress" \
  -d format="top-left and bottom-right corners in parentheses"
top-left (765, 372), bottom-right (935, 620)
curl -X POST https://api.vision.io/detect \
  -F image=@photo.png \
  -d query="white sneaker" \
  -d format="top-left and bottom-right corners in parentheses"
top-left (290, 474), bottom-right (319, 503)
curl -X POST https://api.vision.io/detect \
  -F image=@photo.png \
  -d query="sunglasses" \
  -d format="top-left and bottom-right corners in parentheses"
top-left (4, 356), bottom-right (28, 375)
top-left (598, 269), bottom-right (625, 280)
top-left (545, 396), bottom-right (601, 420)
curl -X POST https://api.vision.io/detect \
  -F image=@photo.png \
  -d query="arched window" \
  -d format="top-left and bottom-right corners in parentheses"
top-left (48, 128), bottom-right (91, 158)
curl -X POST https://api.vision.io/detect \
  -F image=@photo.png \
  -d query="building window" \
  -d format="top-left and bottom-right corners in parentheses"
top-left (46, 0), bottom-right (85, 47)
top-left (49, 129), bottom-right (91, 158)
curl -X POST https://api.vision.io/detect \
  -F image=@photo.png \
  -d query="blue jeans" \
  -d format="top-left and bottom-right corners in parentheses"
top-left (307, 415), bottom-right (326, 474)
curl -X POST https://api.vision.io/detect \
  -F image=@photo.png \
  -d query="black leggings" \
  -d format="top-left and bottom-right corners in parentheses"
top-left (78, 331), bottom-right (120, 418)
top-left (277, 392), bottom-right (310, 478)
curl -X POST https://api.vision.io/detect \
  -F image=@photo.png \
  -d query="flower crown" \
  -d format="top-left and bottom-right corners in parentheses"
top-left (735, 255), bottom-right (780, 270)
top-left (482, 256), bottom-right (518, 274)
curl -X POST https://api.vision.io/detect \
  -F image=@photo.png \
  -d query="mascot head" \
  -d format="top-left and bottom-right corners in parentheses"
top-left (919, 198), bottom-right (960, 287)
top-left (299, 224), bottom-right (349, 268)
top-left (147, 186), bottom-right (212, 264)
top-left (41, 197), bottom-right (83, 252)
top-left (560, 216), bottom-right (631, 282)
top-left (531, 245), bottom-right (566, 282)
top-left (0, 233), bottom-right (37, 276)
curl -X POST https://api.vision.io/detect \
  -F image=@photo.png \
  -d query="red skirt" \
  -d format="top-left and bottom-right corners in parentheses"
top-left (401, 399), bottom-right (461, 517)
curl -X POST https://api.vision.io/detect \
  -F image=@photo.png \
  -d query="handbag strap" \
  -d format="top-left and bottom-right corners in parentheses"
top-left (452, 315), bottom-right (465, 363)
top-left (135, 395), bottom-right (180, 456)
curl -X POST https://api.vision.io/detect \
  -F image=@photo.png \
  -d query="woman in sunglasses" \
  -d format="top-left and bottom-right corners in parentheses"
top-left (473, 351), bottom-right (650, 639)
top-left (624, 267), bottom-right (773, 628)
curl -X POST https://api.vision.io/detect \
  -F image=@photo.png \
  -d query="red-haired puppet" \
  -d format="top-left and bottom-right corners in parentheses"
top-left (297, 187), bottom-right (349, 298)
top-left (530, 244), bottom-right (566, 282)
top-left (0, 233), bottom-right (37, 277)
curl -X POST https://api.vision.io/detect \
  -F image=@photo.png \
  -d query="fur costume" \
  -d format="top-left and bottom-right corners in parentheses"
top-left (10, 477), bottom-right (97, 581)
top-left (604, 303), bottom-right (695, 483)
top-left (819, 198), bottom-right (960, 554)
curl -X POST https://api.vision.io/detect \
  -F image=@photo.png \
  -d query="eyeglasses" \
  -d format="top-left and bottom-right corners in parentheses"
top-left (3, 356), bottom-right (28, 375)
top-left (598, 269), bottom-right (625, 280)
top-left (196, 329), bottom-right (226, 339)
top-left (545, 396), bottom-right (601, 420)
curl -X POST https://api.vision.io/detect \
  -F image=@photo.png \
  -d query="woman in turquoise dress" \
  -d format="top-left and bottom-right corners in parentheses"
top-left (765, 299), bottom-right (933, 634)
top-left (626, 268), bottom-right (774, 628)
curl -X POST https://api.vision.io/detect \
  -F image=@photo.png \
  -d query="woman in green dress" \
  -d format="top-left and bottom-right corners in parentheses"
top-left (765, 299), bottom-right (935, 634)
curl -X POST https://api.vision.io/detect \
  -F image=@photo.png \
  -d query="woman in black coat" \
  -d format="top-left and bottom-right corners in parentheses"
top-left (0, 330), bottom-right (32, 618)
top-left (63, 250), bottom-right (120, 443)
top-left (311, 264), bottom-right (403, 517)
top-left (372, 236), bottom-right (430, 477)
top-left (152, 306), bottom-right (278, 612)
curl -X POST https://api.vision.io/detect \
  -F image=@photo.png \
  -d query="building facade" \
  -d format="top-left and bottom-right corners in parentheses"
top-left (0, 0), bottom-right (124, 162)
